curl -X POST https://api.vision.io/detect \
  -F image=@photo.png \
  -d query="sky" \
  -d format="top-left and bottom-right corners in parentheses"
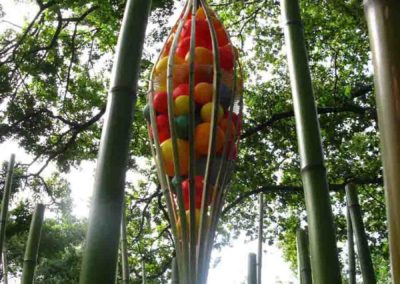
top-left (0, 1), bottom-right (297, 283)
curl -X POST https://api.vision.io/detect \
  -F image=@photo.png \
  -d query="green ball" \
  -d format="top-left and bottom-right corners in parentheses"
top-left (175, 115), bottom-right (189, 139)
top-left (143, 104), bottom-right (151, 122)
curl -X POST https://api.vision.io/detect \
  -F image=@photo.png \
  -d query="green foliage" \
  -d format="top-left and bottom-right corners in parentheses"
top-left (0, 0), bottom-right (390, 282)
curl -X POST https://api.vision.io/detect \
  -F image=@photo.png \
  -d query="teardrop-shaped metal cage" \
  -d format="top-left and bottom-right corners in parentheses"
top-left (145, 0), bottom-right (243, 283)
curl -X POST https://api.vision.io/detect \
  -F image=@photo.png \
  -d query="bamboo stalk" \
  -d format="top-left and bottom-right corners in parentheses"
top-left (2, 243), bottom-right (8, 284)
top-left (79, 1), bottom-right (151, 283)
top-left (171, 257), bottom-right (179, 284)
top-left (142, 260), bottom-right (146, 284)
top-left (248, 253), bottom-right (257, 284)
top-left (257, 193), bottom-right (264, 284)
top-left (0, 154), bottom-right (15, 260)
top-left (120, 202), bottom-right (129, 284)
top-left (363, 1), bottom-right (400, 282)
top-left (21, 204), bottom-right (45, 284)
top-left (296, 229), bottom-right (312, 284)
top-left (280, 1), bottom-right (341, 282)
top-left (346, 183), bottom-right (376, 283)
top-left (347, 208), bottom-right (356, 284)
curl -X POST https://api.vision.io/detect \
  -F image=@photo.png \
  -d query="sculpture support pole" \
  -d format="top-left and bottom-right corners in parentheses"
top-left (281, 1), bottom-right (341, 282)
top-left (79, 1), bottom-right (151, 283)
top-left (364, 1), bottom-right (400, 282)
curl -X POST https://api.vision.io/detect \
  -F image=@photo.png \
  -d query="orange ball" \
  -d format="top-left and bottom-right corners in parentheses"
top-left (219, 117), bottom-right (237, 139)
top-left (194, 82), bottom-right (213, 105)
top-left (160, 138), bottom-right (189, 176)
top-left (200, 102), bottom-right (224, 123)
top-left (186, 47), bottom-right (213, 65)
top-left (195, 123), bottom-right (224, 155)
top-left (155, 55), bottom-right (185, 74)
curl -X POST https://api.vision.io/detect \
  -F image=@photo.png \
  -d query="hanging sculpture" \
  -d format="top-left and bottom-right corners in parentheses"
top-left (144, 1), bottom-right (243, 282)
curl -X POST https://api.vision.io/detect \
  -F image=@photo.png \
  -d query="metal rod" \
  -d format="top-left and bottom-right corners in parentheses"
top-left (142, 260), bottom-right (146, 284)
top-left (346, 183), bottom-right (376, 283)
top-left (280, 1), bottom-right (341, 282)
top-left (79, 1), bottom-right (151, 283)
top-left (296, 228), bottom-right (312, 284)
top-left (0, 154), bottom-right (15, 261)
top-left (257, 193), bottom-right (264, 284)
top-left (347, 208), bottom-right (356, 284)
top-left (248, 253), bottom-right (257, 284)
top-left (363, 1), bottom-right (400, 282)
top-left (21, 204), bottom-right (45, 284)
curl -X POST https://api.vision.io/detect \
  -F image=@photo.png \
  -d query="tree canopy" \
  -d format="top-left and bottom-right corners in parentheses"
top-left (0, 0), bottom-right (389, 282)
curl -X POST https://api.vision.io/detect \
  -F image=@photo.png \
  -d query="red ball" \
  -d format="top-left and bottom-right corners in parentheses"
top-left (224, 112), bottom-right (242, 133)
top-left (158, 128), bottom-right (170, 143)
top-left (219, 44), bottom-right (235, 71)
top-left (173, 84), bottom-right (190, 99)
top-left (153, 92), bottom-right (168, 114)
top-left (181, 20), bottom-right (212, 49)
top-left (156, 114), bottom-right (169, 130)
top-left (181, 176), bottom-right (209, 210)
top-left (176, 37), bottom-right (210, 59)
top-left (216, 28), bottom-right (229, 46)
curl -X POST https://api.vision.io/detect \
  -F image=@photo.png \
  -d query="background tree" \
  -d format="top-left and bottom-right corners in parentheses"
top-left (0, 0), bottom-right (389, 282)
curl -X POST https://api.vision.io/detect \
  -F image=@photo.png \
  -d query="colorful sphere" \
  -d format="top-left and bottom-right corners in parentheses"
top-left (175, 115), bottom-right (189, 139)
top-left (187, 47), bottom-right (213, 65)
top-left (160, 138), bottom-right (189, 176)
top-left (173, 84), bottom-right (189, 99)
top-left (155, 55), bottom-right (185, 74)
top-left (219, 44), bottom-right (235, 71)
top-left (194, 122), bottom-right (224, 155)
top-left (200, 102), bottom-right (224, 123)
top-left (174, 95), bottom-right (190, 116)
top-left (194, 82), bottom-right (213, 105)
top-left (181, 176), bottom-right (209, 210)
top-left (153, 92), bottom-right (168, 114)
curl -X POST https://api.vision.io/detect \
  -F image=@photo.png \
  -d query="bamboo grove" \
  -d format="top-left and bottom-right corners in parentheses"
top-left (0, 0), bottom-right (399, 283)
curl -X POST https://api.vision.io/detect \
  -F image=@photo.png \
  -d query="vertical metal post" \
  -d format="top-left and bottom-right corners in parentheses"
top-left (281, 1), bottom-right (341, 282)
top-left (346, 184), bottom-right (376, 283)
top-left (296, 229), bottom-right (312, 284)
top-left (121, 201), bottom-right (129, 284)
top-left (248, 253), bottom-right (257, 284)
top-left (79, 1), bottom-right (151, 283)
top-left (257, 193), bottom-right (264, 284)
top-left (21, 204), bottom-right (45, 284)
top-left (364, 1), bottom-right (400, 282)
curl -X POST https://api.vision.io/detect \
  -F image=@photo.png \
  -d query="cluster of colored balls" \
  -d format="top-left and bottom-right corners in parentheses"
top-left (144, 6), bottom-right (242, 225)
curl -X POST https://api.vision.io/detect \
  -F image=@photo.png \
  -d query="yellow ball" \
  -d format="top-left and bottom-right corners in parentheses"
top-left (174, 95), bottom-right (190, 116)
top-left (186, 47), bottom-right (213, 65)
top-left (155, 56), bottom-right (185, 74)
top-left (160, 138), bottom-right (189, 176)
top-left (200, 102), bottom-right (223, 122)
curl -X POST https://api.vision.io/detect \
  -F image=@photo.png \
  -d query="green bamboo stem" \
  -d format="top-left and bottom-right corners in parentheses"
top-left (2, 243), bottom-right (8, 284)
top-left (21, 204), bottom-right (45, 284)
top-left (79, 1), bottom-right (151, 283)
top-left (171, 257), bottom-right (179, 284)
top-left (347, 208), bottom-right (356, 284)
top-left (257, 193), bottom-right (264, 284)
top-left (346, 183), bottom-right (376, 283)
top-left (281, 1), bottom-right (341, 282)
top-left (120, 202), bottom-right (129, 284)
top-left (142, 260), bottom-right (146, 284)
top-left (0, 154), bottom-right (15, 261)
top-left (363, 1), bottom-right (400, 282)
top-left (296, 229), bottom-right (312, 284)
top-left (248, 253), bottom-right (257, 284)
